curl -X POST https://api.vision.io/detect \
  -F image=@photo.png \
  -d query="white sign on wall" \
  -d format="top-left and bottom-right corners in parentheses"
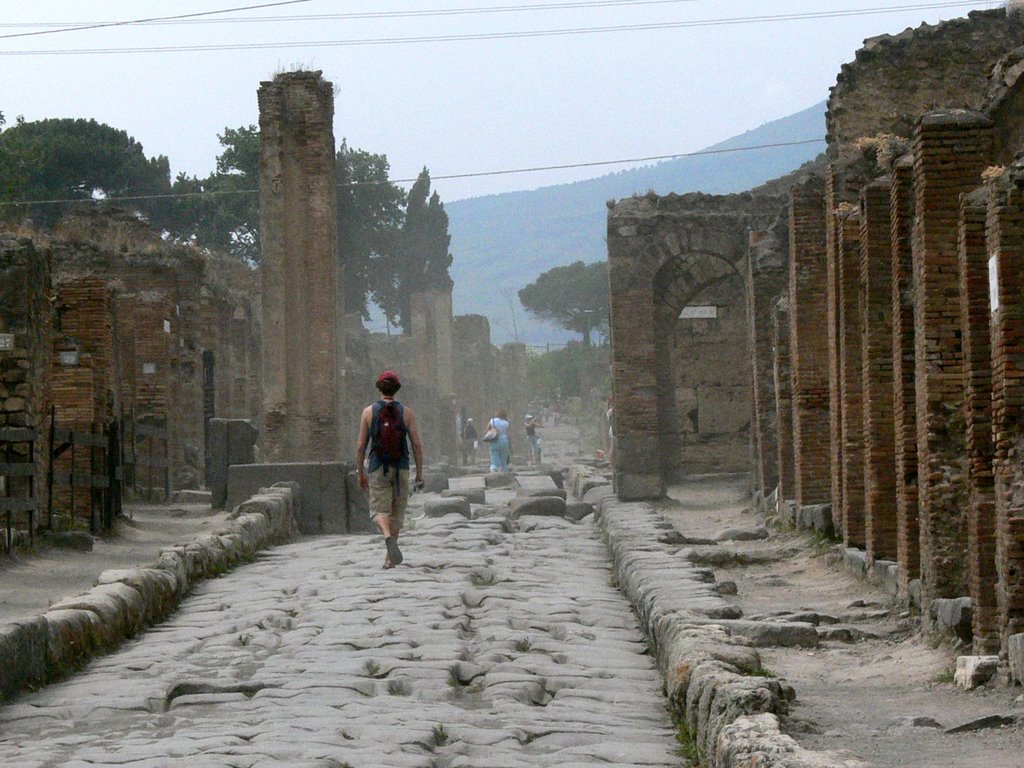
top-left (0, 333), bottom-right (14, 351)
top-left (989, 254), bottom-right (1000, 313)
top-left (679, 305), bottom-right (718, 320)
top-left (142, 362), bottom-right (157, 375)
top-left (163, 319), bottom-right (172, 334)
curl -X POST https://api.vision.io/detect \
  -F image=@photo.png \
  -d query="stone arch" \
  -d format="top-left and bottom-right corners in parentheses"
top-left (607, 193), bottom-right (778, 500)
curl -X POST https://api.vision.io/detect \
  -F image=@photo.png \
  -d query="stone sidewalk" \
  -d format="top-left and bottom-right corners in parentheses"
top-left (0, 505), bottom-right (678, 767)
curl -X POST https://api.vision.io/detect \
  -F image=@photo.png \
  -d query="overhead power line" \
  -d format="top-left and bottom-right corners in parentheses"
top-left (0, 0), bottom-right (317, 41)
top-left (0, 137), bottom-right (825, 208)
top-left (0, 1), bottom-right (997, 55)
top-left (0, 1), bottom-right (705, 32)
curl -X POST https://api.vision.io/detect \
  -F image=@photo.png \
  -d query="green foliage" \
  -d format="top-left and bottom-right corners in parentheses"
top-left (518, 260), bottom-right (608, 345)
top-left (674, 719), bottom-right (702, 764)
top-left (526, 343), bottom-right (610, 403)
top-left (374, 168), bottom-right (453, 332)
top-left (0, 117), bottom-right (171, 227)
top-left (337, 141), bottom-right (406, 320)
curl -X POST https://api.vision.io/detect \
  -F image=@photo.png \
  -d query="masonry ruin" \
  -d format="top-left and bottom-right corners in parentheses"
top-left (607, 6), bottom-right (1024, 665)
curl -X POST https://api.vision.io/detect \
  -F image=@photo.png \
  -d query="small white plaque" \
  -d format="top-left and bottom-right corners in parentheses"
top-left (989, 254), bottom-right (1000, 313)
top-left (163, 319), bottom-right (171, 333)
top-left (58, 350), bottom-right (79, 366)
top-left (679, 305), bottom-right (718, 320)
top-left (142, 362), bottom-right (157, 375)
top-left (0, 333), bottom-right (14, 351)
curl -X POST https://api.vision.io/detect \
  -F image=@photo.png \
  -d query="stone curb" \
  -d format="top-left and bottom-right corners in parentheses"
top-left (0, 486), bottom-right (299, 703)
top-left (595, 496), bottom-right (866, 768)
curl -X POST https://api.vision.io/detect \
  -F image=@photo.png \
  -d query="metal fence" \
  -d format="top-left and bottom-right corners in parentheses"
top-left (0, 428), bottom-right (38, 555)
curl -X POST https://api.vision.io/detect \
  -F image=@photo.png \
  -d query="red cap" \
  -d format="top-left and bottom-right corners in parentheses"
top-left (377, 370), bottom-right (400, 385)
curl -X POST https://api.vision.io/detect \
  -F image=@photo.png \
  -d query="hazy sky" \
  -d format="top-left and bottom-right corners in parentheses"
top-left (0, 0), bottom-right (1003, 202)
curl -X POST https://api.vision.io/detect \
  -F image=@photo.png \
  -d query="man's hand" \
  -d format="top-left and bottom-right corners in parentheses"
top-left (358, 470), bottom-right (369, 492)
top-left (413, 473), bottom-right (425, 493)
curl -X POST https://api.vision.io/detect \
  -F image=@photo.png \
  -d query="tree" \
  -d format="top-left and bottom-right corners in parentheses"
top-left (0, 118), bottom-right (171, 227)
top-left (375, 168), bottom-right (454, 333)
top-left (162, 125), bottom-right (260, 263)
top-left (518, 260), bottom-right (609, 346)
top-left (337, 141), bottom-right (406, 320)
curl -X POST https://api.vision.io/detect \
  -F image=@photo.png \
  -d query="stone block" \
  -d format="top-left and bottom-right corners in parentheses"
top-left (931, 597), bottom-right (973, 644)
top-left (174, 490), bottom-right (212, 505)
top-left (207, 419), bottom-right (258, 508)
top-left (422, 471), bottom-right (449, 494)
top-left (516, 487), bottom-right (567, 499)
top-left (509, 495), bottom-right (566, 519)
top-left (870, 559), bottom-right (899, 595)
top-left (1008, 634), bottom-right (1024, 684)
top-left (424, 497), bottom-right (471, 519)
top-left (954, 655), bottom-right (999, 690)
top-left (615, 471), bottom-right (663, 501)
top-left (484, 471), bottom-right (514, 488)
top-left (0, 617), bottom-right (48, 701)
top-left (708, 619), bottom-right (819, 648)
top-left (797, 503), bottom-right (834, 536)
top-left (715, 526), bottom-right (769, 542)
top-left (565, 502), bottom-right (594, 522)
top-left (226, 462), bottom-right (351, 535)
top-left (843, 548), bottom-right (866, 576)
top-left (908, 578), bottom-right (922, 609)
top-left (441, 487), bottom-right (486, 505)
top-left (515, 474), bottom-right (558, 493)
top-left (582, 484), bottom-right (615, 505)
top-left (449, 475), bottom-right (486, 492)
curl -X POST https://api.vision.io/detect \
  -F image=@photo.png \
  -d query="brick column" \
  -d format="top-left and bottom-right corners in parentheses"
top-left (258, 70), bottom-right (343, 462)
top-left (773, 297), bottom-right (795, 502)
top-left (958, 190), bottom-right (999, 653)
top-left (788, 179), bottom-right (832, 507)
top-left (838, 209), bottom-right (865, 547)
top-left (825, 168), bottom-right (845, 534)
top-left (911, 110), bottom-right (993, 614)
top-left (860, 179), bottom-right (898, 563)
top-left (987, 169), bottom-right (1024, 652)
top-left (890, 157), bottom-right (920, 595)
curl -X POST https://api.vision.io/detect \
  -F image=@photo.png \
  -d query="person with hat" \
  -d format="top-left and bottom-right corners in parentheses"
top-left (355, 370), bottom-right (424, 569)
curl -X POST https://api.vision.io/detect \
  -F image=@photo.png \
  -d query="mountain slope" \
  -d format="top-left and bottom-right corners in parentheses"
top-left (446, 100), bottom-right (826, 344)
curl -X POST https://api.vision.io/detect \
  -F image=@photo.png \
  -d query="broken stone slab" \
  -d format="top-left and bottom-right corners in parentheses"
top-left (582, 484), bottom-right (615, 505)
top-left (945, 713), bottom-right (1018, 734)
top-left (686, 548), bottom-right (788, 567)
top-left (423, 497), bottom-right (471, 519)
top-left (797, 503), bottom-right (834, 537)
top-left (660, 530), bottom-right (718, 546)
top-left (509, 495), bottom-right (566, 519)
top-left (698, 619), bottom-right (819, 648)
top-left (954, 655), bottom-right (999, 690)
top-left (515, 474), bottom-right (558, 493)
top-left (448, 475), bottom-right (486, 492)
top-left (421, 471), bottom-right (449, 494)
top-left (441, 487), bottom-right (486, 505)
top-left (869, 559), bottom-right (899, 595)
top-left (817, 626), bottom-right (880, 643)
top-left (888, 716), bottom-right (944, 730)
top-left (931, 596), bottom-right (973, 644)
top-left (564, 502), bottom-right (594, 522)
top-left (714, 526), bottom-right (769, 542)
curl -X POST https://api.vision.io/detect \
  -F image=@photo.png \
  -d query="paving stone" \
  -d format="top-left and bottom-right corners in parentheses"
top-left (423, 496), bottom-right (472, 518)
top-left (441, 487), bottom-right (487, 504)
top-left (509, 496), bottom-right (567, 518)
top-left (565, 502), bottom-right (594, 522)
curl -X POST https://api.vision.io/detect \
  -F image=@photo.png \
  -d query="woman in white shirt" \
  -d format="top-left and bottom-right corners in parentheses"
top-left (486, 408), bottom-right (511, 472)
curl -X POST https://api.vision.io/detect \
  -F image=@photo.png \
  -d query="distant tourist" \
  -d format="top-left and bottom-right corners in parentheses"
top-left (525, 413), bottom-right (541, 465)
top-left (355, 370), bottom-right (424, 569)
top-left (462, 417), bottom-right (478, 465)
top-left (483, 408), bottom-right (511, 472)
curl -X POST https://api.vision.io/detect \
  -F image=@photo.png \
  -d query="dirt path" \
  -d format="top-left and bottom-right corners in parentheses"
top-left (0, 503), bottom-right (231, 625)
top-left (660, 475), bottom-right (1024, 768)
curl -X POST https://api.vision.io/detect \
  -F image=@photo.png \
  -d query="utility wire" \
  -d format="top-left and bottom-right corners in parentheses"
top-left (0, 137), bottom-right (825, 208)
top-left (0, 1), bottom-right (705, 31)
top-left (0, 0), bottom-right (317, 41)
top-left (0, 1), bottom-right (997, 55)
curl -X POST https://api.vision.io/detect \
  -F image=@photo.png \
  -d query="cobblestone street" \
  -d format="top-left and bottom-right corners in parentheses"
top-left (0, 500), bottom-right (678, 768)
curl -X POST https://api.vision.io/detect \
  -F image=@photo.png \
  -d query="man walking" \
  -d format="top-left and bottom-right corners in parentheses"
top-left (356, 370), bottom-right (424, 569)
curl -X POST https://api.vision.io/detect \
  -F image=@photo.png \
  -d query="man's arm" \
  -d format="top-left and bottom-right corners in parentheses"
top-left (355, 405), bottom-right (372, 491)
top-left (404, 408), bottom-right (425, 483)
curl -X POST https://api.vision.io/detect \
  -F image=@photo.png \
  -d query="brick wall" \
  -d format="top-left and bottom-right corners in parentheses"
top-left (825, 169), bottom-right (846, 532)
top-left (958, 190), bottom-right (999, 653)
top-left (838, 208), bottom-right (866, 546)
top-left (890, 157), bottom-right (921, 595)
top-left (773, 297), bottom-right (796, 502)
top-left (860, 179), bottom-right (898, 562)
top-left (788, 179), bottom-right (832, 507)
top-left (911, 110), bottom-right (994, 613)
top-left (986, 166), bottom-right (1024, 652)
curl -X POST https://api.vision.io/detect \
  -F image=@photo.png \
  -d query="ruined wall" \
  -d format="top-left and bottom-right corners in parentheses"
top-left (827, 9), bottom-right (1024, 148)
top-left (453, 314), bottom-right (496, 431)
top-left (258, 70), bottom-right (343, 463)
top-left (772, 298), bottom-right (795, 502)
top-left (837, 208), bottom-right (865, 546)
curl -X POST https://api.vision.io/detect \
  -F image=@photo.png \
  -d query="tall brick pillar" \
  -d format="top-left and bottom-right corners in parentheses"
top-left (411, 290), bottom-right (456, 462)
top-left (258, 70), bottom-right (343, 462)
top-left (958, 190), bottom-right (999, 653)
top-left (773, 297), bottom-right (795, 503)
top-left (911, 111), bottom-right (993, 615)
top-left (987, 168), bottom-right (1024, 652)
top-left (860, 179), bottom-right (898, 563)
top-left (838, 208), bottom-right (865, 547)
top-left (825, 168), bottom-right (845, 535)
top-left (788, 179), bottom-right (832, 508)
top-left (890, 157), bottom-right (920, 596)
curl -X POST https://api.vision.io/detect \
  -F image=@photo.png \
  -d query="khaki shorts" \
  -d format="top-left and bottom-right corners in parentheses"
top-left (368, 467), bottom-right (409, 529)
